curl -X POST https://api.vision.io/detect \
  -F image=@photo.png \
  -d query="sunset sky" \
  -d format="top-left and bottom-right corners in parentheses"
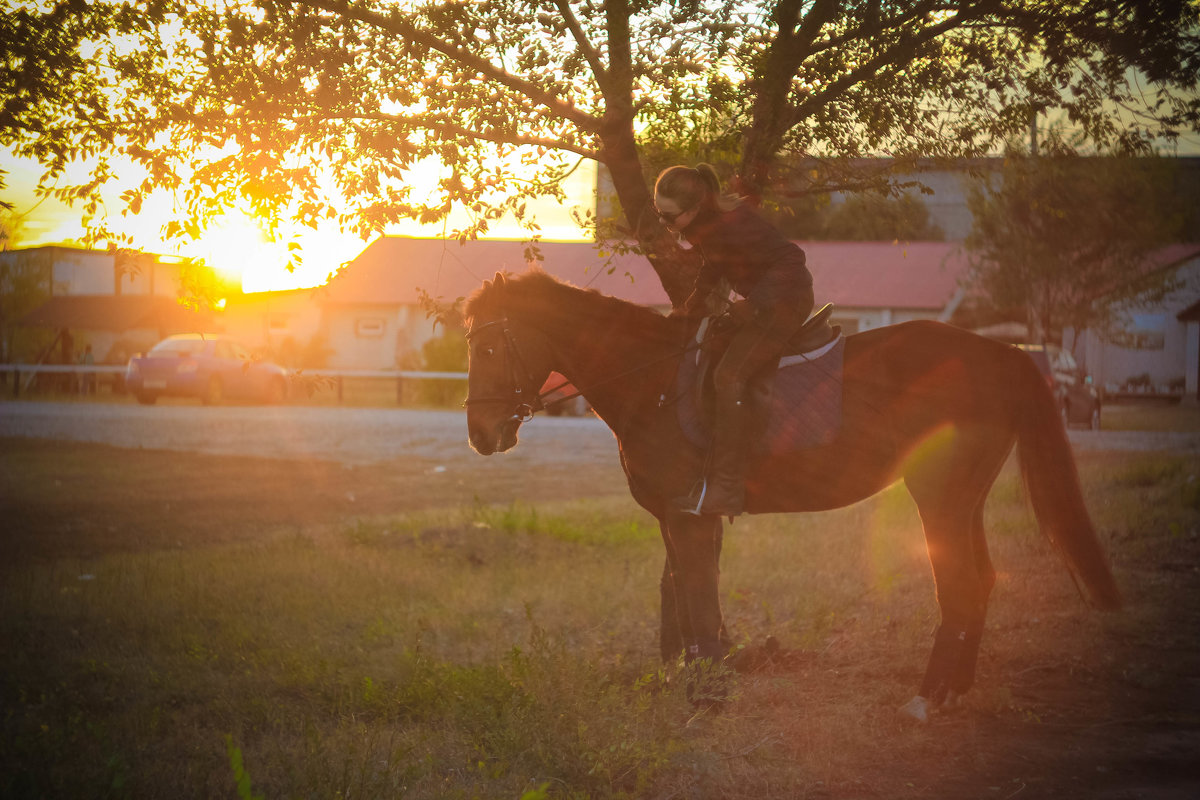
top-left (1, 150), bottom-right (599, 294)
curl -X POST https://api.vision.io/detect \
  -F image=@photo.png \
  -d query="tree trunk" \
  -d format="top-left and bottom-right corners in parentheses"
top-left (598, 126), bottom-right (700, 308)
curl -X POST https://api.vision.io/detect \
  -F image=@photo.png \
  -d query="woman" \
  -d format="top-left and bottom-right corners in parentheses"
top-left (654, 164), bottom-right (814, 516)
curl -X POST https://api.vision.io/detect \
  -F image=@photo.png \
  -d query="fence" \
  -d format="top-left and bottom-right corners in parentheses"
top-left (0, 364), bottom-right (467, 405)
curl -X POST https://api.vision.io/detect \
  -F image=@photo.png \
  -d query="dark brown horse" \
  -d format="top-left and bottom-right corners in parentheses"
top-left (463, 270), bottom-right (1121, 722)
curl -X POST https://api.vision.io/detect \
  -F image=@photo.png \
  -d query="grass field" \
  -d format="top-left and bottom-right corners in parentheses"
top-left (2, 426), bottom-right (1199, 798)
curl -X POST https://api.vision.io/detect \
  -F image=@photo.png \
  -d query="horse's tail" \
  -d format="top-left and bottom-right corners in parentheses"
top-left (1014, 352), bottom-right (1122, 610)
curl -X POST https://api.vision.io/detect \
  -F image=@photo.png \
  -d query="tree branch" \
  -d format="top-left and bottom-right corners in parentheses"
top-left (298, 0), bottom-right (600, 133)
top-left (790, 5), bottom-right (980, 126)
top-left (553, 1), bottom-right (608, 91)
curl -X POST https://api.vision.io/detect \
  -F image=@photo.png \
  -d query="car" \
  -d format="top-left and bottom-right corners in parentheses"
top-left (540, 371), bottom-right (591, 417)
top-left (1015, 343), bottom-right (1101, 429)
top-left (125, 333), bottom-right (288, 406)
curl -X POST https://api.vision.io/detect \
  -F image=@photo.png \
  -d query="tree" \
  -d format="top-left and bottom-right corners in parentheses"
top-left (3, 1), bottom-right (1197, 306)
top-left (769, 190), bottom-right (944, 240)
top-left (964, 147), bottom-right (1184, 345)
top-left (0, 214), bottom-right (53, 362)
top-left (823, 192), bottom-right (943, 240)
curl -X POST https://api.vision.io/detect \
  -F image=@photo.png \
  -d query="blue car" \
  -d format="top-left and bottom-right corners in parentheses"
top-left (125, 333), bottom-right (288, 406)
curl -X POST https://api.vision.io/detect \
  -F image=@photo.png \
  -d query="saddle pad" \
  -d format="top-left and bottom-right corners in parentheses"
top-left (676, 335), bottom-right (845, 456)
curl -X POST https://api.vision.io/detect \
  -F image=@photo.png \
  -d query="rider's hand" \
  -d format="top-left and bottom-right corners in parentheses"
top-left (670, 290), bottom-right (709, 320)
top-left (728, 299), bottom-right (756, 324)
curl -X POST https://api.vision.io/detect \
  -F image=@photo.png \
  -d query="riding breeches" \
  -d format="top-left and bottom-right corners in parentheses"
top-left (711, 288), bottom-right (813, 408)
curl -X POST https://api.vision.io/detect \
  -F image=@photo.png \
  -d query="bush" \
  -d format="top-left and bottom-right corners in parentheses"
top-left (416, 325), bottom-right (468, 407)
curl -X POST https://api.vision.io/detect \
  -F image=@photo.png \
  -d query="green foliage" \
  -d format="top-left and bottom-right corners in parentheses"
top-left (415, 324), bottom-right (468, 407)
top-left (421, 325), bottom-right (468, 373)
top-left (768, 191), bottom-right (944, 241)
top-left (822, 193), bottom-right (945, 241)
top-left (466, 499), bottom-right (658, 546)
top-left (340, 500), bottom-right (658, 548)
top-left (224, 735), bottom-right (264, 800)
top-left (965, 149), bottom-right (1184, 342)
top-left (0, 231), bottom-right (53, 362)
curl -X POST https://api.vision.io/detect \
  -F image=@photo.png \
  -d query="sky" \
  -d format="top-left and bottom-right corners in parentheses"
top-left (1, 150), bottom-right (599, 293)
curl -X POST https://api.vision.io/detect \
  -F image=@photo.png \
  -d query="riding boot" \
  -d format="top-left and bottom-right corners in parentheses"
top-left (676, 400), bottom-right (749, 516)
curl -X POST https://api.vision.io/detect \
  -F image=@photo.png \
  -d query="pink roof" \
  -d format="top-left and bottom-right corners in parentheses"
top-left (322, 237), bottom-right (669, 306)
top-left (327, 236), bottom-right (970, 311)
top-left (1144, 243), bottom-right (1200, 273)
top-left (801, 241), bottom-right (968, 310)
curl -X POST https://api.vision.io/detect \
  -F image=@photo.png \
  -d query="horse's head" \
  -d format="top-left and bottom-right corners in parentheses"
top-left (463, 272), bottom-right (555, 455)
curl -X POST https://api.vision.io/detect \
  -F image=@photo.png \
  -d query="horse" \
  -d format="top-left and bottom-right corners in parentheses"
top-left (462, 269), bottom-right (1121, 722)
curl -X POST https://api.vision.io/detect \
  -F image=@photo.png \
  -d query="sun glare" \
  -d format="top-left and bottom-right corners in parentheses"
top-left (6, 144), bottom-right (597, 294)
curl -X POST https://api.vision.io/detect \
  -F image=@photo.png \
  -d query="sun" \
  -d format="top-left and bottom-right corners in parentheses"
top-left (185, 216), bottom-right (277, 287)
top-left (182, 215), bottom-right (367, 294)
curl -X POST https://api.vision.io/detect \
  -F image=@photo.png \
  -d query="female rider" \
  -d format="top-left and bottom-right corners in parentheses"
top-left (653, 164), bottom-right (814, 516)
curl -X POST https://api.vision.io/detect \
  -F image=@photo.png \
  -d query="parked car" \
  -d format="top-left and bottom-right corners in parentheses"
top-left (1015, 343), bottom-right (1101, 429)
top-left (540, 371), bottom-right (591, 417)
top-left (125, 334), bottom-right (288, 406)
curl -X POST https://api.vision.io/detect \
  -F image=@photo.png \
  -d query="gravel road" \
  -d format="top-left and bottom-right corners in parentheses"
top-left (0, 401), bottom-right (621, 467)
top-left (2, 401), bottom-right (1199, 466)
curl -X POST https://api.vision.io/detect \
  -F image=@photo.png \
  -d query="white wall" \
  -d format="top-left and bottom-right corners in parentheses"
top-left (47, 248), bottom-right (183, 297)
top-left (221, 290), bottom-right (324, 356)
top-left (835, 306), bottom-right (942, 333)
top-left (324, 306), bottom-right (411, 369)
top-left (1078, 256), bottom-right (1200, 392)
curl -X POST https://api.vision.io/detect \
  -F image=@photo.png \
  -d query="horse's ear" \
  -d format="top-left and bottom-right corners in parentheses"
top-left (494, 271), bottom-right (506, 287)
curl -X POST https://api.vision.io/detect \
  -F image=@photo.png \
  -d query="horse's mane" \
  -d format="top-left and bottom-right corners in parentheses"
top-left (464, 268), bottom-right (680, 346)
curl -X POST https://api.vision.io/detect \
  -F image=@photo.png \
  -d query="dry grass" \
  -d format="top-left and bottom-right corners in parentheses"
top-left (2, 436), bottom-right (1199, 799)
top-left (1099, 400), bottom-right (1200, 431)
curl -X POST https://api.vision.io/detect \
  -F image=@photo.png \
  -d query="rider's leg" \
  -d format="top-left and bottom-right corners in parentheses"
top-left (677, 324), bottom-right (777, 516)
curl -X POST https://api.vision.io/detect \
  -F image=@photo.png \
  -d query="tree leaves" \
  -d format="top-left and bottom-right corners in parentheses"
top-left (0, 0), bottom-right (1195, 304)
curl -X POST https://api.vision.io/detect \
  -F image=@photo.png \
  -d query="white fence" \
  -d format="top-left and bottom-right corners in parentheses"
top-left (0, 364), bottom-right (467, 402)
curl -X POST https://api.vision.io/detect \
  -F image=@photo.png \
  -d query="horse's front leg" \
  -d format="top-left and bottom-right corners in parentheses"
top-left (659, 530), bottom-right (734, 664)
top-left (659, 551), bottom-right (684, 662)
top-left (661, 512), bottom-right (732, 705)
top-left (661, 513), bottom-right (725, 659)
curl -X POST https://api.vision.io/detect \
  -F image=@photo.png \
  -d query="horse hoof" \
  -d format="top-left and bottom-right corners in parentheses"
top-left (898, 695), bottom-right (930, 724)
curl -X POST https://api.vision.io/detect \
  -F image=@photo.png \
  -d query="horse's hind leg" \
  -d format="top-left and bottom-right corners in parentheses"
top-left (900, 432), bottom-right (1008, 722)
top-left (946, 501), bottom-right (997, 706)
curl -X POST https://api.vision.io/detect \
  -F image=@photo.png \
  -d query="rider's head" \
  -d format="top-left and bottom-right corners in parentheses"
top-left (653, 164), bottom-right (736, 230)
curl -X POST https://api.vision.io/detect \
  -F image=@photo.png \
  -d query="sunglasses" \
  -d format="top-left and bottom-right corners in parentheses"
top-left (655, 204), bottom-right (695, 225)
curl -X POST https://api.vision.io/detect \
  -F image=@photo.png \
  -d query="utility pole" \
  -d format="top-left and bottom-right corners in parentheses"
top-left (1029, 106), bottom-right (1039, 158)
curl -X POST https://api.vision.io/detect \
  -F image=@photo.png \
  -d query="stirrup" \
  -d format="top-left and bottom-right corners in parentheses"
top-left (673, 479), bottom-right (708, 516)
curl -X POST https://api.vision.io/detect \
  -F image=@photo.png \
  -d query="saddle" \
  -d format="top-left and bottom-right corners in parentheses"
top-left (696, 302), bottom-right (836, 361)
top-left (680, 303), bottom-right (844, 454)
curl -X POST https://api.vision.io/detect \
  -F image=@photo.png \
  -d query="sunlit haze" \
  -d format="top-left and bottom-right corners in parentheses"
top-left (1, 151), bottom-right (598, 294)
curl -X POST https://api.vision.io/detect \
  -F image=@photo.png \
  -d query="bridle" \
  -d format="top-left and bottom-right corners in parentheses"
top-left (463, 317), bottom-right (547, 422)
top-left (464, 300), bottom-right (718, 424)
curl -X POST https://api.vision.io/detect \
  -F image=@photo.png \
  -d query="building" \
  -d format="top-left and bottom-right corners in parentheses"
top-left (800, 241), bottom-right (968, 333)
top-left (238, 236), bottom-right (969, 369)
top-left (1071, 245), bottom-right (1200, 401)
top-left (3, 245), bottom-right (212, 364)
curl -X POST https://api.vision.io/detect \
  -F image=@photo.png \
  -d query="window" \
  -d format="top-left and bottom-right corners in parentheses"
top-left (1110, 314), bottom-right (1166, 350)
top-left (355, 318), bottom-right (386, 338)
